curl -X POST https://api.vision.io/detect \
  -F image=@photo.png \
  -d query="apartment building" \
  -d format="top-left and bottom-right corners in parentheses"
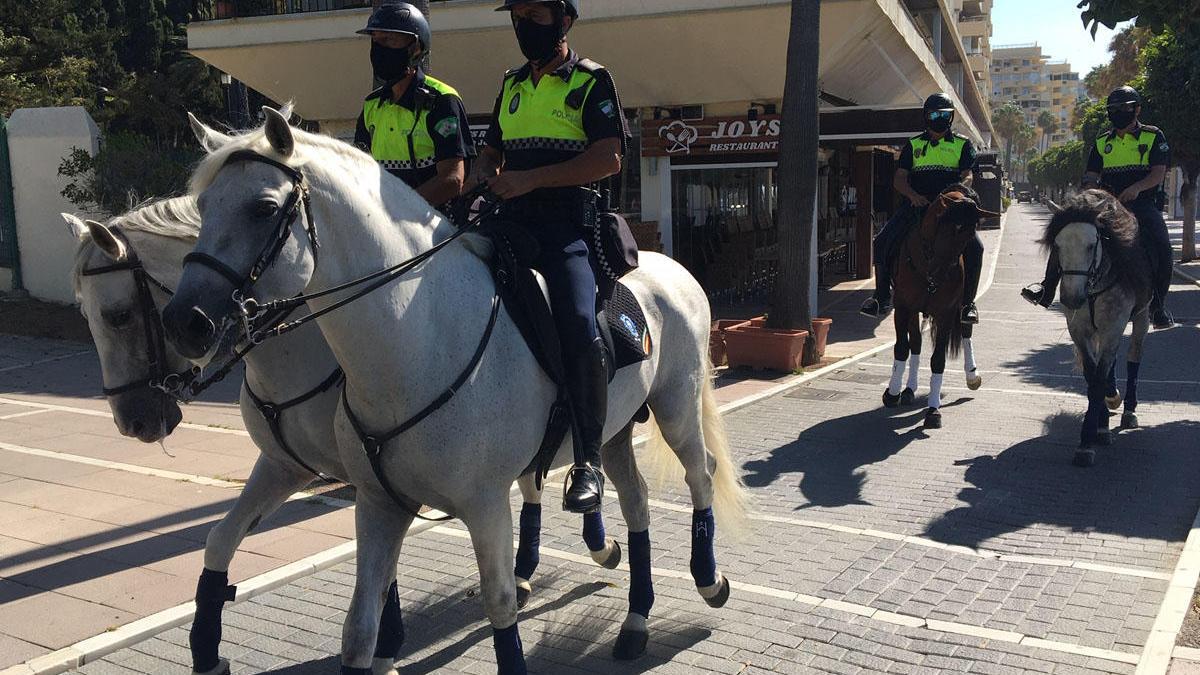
top-left (991, 43), bottom-right (1088, 145)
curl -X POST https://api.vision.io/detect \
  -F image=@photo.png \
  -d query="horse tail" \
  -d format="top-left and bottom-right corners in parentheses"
top-left (642, 362), bottom-right (748, 536)
top-left (935, 310), bottom-right (964, 358)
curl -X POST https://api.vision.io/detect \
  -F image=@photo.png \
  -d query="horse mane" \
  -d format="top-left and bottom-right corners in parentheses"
top-left (189, 110), bottom-right (377, 195)
top-left (70, 195), bottom-right (201, 296)
top-left (1041, 189), bottom-right (1149, 295)
top-left (939, 183), bottom-right (981, 204)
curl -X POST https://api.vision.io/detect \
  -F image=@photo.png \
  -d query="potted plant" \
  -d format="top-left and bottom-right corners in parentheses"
top-left (724, 320), bottom-right (810, 372)
top-left (709, 319), bottom-right (748, 367)
top-left (806, 317), bottom-right (834, 364)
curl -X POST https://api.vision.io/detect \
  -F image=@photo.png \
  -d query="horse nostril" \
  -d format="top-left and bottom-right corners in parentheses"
top-left (130, 419), bottom-right (145, 436)
top-left (185, 307), bottom-right (216, 343)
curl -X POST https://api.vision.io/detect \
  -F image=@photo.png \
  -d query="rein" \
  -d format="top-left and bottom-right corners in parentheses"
top-left (187, 151), bottom-right (507, 521)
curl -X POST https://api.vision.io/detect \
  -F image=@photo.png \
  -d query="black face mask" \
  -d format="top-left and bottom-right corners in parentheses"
top-left (370, 42), bottom-right (414, 82)
top-left (1107, 108), bottom-right (1136, 129)
top-left (514, 17), bottom-right (562, 65)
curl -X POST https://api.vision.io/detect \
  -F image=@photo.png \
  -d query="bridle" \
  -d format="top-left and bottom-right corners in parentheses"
top-left (80, 226), bottom-right (285, 403)
top-left (183, 150), bottom-right (319, 309)
top-left (180, 149), bottom-right (504, 522)
top-left (1057, 222), bottom-right (1116, 326)
top-left (905, 195), bottom-right (967, 300)
top-left (80, 228), bottom-right (178, 397)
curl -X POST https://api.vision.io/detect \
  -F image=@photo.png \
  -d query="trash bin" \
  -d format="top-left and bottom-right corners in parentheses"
top-left (973, 151), bottom-right (1004, 230)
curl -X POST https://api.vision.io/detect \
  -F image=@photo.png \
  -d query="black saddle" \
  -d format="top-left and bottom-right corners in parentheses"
top-left (480, 223), bottom-right (652, 485)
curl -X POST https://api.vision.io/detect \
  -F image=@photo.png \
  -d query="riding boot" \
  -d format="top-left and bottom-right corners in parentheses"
top-left (859, 264), bottom-right (894, 317)
top-left (563, 337), bottom-right (608, 514)
top-left (1021, 250), bottom-right (1060, 308)
top-left (960, 238), bottom-right (983, 324)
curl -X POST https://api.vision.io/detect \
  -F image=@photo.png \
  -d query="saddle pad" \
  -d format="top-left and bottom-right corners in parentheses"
top-left (601, 281), bottom-right (652, 372)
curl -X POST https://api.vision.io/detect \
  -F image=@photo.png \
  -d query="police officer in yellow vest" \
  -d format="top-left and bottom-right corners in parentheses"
top-left (1022, 86), bottom-right (1174, 329)
top-left (353, 2), bottom-right (473, 208)
top-left (469, 0), bottom-right (629, 514)
top-left (861, 93), bottom-right (984, 324)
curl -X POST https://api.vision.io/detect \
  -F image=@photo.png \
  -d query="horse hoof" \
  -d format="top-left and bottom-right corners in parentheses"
top-left (193, 659), bottom-right (230, 675)
top-left (1121, 412), bottom-right (1139, 429)
top-left (882, 388), bottom-right (901, 408)
top-left (372, 657), bottom-right (399, 675)
top-left (597, 535), bottom-right (624, 566)
top-left (699, 573), bottom-right (731, 608)
top-left (515, 578), bottom-right (532, 609)
top-left (923, 408), bottom-right (942, 429)
top-left (1105, 390), bottom-right (1122, 410)
top-left (1097, 430), bottom-right (1112, 446)
top-left (966, 373), bottom-right (983, 391)
top-left (612, 629), bottom-right (649, 660)
top-left (1073, 449), bottom-right (1096, 467)
top-left (900, 387), bottom-right (915, 406)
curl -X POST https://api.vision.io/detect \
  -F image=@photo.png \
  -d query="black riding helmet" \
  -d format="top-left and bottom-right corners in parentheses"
top-left (494, 0), bottom-right (580, 18)
top-left (923, 92), bottom-right (955, 115)
top-left (357, 2), bottom-right (432, 55)
top-left (1107, 85), bottom-right (1141, 108)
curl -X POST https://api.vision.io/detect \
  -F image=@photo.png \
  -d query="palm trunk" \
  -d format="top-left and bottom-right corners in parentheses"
top-left (768, 0), bottom-right (819, 360)
top-left (1183, 165), bottom-right (1198, 262)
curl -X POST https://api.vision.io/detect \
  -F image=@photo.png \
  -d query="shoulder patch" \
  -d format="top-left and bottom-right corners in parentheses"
top-left (597, 98), bottom-right (616, 118)
top-left (434, 116), bottom-right (459, 138)
top-left (574, 57), bottom-right (606, 73)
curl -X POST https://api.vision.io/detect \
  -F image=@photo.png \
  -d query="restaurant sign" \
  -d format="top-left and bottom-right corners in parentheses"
top-left (642, 114), bottom-right (782, 157)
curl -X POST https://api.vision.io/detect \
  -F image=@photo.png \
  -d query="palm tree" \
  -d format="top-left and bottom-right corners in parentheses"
top-left (1014, 124), bottom-right (1037, 182)
top-left (767, 0), bottom-right (819, 359)
top-left (992, 102), bottom-right (1024, 175)
top-left (1037, 110), bottom-right (1056, 151)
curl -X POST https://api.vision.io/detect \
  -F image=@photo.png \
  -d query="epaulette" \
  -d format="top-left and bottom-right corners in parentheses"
top-left (574, 58), bottom-right (606, 74)
top-left (364, 85), bottom-right (389, 102)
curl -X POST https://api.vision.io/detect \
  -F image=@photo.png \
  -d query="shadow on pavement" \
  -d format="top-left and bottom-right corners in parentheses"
top-left (924, 413), bottom-right (1200, 551)
top-left (740, 403), bottom-right (939, 508)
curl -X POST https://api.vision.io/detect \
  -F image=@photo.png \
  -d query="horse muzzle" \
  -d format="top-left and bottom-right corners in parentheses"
top-left (163, 302), bottom-right (218, 360)
top-left (110, 389), bottom-right (183, 442)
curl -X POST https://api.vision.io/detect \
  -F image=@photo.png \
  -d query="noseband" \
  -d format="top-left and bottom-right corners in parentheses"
top-left (80, 229), bottom-right (179, 397)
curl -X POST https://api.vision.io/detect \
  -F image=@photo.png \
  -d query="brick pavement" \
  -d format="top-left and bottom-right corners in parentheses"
top-left (7, 203), bottom-right (1200, 673)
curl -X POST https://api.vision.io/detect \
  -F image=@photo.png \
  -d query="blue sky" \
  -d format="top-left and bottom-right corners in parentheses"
top-left (991, 0), bottom-right (1132, 76)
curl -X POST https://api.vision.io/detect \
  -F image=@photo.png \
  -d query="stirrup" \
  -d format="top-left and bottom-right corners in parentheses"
top-left (562, 464), bottom-right (604, 514)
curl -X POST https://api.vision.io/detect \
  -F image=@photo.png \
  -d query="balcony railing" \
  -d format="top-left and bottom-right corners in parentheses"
top-left (204, 0), bottom-right (453, 21)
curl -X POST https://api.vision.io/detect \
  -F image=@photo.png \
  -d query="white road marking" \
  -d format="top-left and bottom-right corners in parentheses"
top-left (0, 350), bottom-right (91, 374)
top-left (0, 396), bottom-right (250, 437)
top-left (0, 409), bottom-right (55, 421)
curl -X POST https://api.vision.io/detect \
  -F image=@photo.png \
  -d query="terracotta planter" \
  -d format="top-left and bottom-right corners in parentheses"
top-left (806, 317), bottom-right (834, 365)
top-left (725, 324), bottom-right (810, 372)
top-left (709, 319), bottom-right (747, 367)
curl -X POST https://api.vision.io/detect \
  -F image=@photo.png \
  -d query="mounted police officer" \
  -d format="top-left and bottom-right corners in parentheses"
top-left (860, 93), bottom-right (984, 325)
top-left (468, 0), bottom-right (629, 514)
top-left (1021, 86), bottom-right (1174, 329)
top-left (354, 2), bottom-right (474, 208)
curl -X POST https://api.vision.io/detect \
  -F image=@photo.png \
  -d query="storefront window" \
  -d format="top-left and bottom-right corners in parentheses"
top-left (671, 166), bottom-right (778, 306)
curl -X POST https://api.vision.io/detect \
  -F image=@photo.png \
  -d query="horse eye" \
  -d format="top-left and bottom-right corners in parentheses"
top-left (105, 310), bottom-right (133, 328)
top-left (253, 200), bottom-right (279, 218)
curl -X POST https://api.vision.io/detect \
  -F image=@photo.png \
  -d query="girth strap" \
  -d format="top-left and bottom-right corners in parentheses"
top-left (244, 368), bottom-right (345, 482)
top-left (341, 291), bottom-right (503, 522)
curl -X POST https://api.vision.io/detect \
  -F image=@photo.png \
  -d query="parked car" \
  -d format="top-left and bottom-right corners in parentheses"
top-left (1016, 190), bottom-right (1033, 203)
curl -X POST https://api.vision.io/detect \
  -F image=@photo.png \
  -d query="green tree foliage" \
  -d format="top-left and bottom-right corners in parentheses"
top-left (991, 102), bottom-right (1024, 173)
top-left (2, 0), bottom-right (226, 213)
top-left (1077, 0), bottom-right (1199, 38)
top-left (1082, 26), bottom-right (1152, 98)
top-left (1136, 29), bottom-right (1200, 259)
top-left (1028, 140), bottom-right (1087, 197)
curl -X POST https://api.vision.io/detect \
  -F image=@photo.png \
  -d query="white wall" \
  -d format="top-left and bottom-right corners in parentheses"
top-left (6, 107), bottom-right (100, 304)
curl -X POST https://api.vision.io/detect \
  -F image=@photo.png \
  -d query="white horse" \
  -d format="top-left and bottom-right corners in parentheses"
top-left (161, 108), bottom-right (746, 674)
top-left (67, 193), bottom-right (618, 675)
top-left (1042, 190), bottom-right (1152, 467)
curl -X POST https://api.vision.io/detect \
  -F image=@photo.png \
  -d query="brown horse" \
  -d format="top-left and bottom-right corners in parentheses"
top-left (883, 186), bottom-right (997, 428)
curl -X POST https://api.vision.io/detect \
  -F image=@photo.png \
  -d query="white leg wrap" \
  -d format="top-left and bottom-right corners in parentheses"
top-left (963, 338), bottom-right (977, 374)
top-left (888, 359), bottom-right (906, 396)
top-left (906, 353), bottom-right (920, 391)
top-left (928, 373), bottom-right (944, 409)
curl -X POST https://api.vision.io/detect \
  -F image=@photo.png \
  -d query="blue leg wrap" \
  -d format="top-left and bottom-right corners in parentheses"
top-left (190, 568), bottom-right (235, 674)
top-left (373, 580), bottom-right (404, 660)
top-left (1126, 361), bottom-right (1140, 413)
top-left (582, 511), bottom-right (606, 552)
top-left (689, 508), bottom-right (717, 588)
top-left (492, 623), bottom-right (527, 675)
top-left (513, 503), bottom-right (541, 580)
top-left (628, 530), bottom-right (654, 618)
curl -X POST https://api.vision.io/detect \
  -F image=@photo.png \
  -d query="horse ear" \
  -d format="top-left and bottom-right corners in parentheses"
top-left (85, 220), bottom-right (127, 262)
top-left (62, 213), bottom-right (88, 240)
top-left (262, 106), bottom-right (294, 157)
top-left (188, 111), bottom-right (233, 152)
